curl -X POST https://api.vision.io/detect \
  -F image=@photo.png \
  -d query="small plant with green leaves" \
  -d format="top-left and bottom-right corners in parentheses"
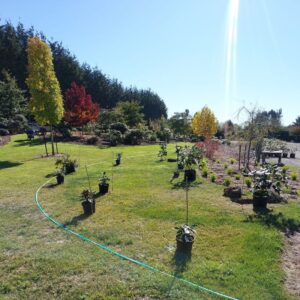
top-left (55, 154), bottom-right (78, 174)
top-left (235, 173), bottom-right (241, 180)
top-left (216, 159), bottom-right (221, 164)
top-left (99, 172), bottom-right (110, 194)
top-left (227, 168), bottom-right (233, 175)
top-left (175, 224), bottom-right (196, 243)
top-left (281, 166), bottom-right (289, 174)
top-left (229, 158), bottom-right (236, 164)
top-left (210, 173), bottom-right (217, 183)
top-left (224, 177), bottom-right (231, 187)
top-left (80, 189), bottom-right (95, 215)
top-left (202, 167), bottom-right (209, 178)
top-left (224, 163), bottom-right (228, 169)
top-left (245, 177), bottom-right (252, 188)
top-left (291, 172), bottom-right (298, 181)
top-left (158, 142), bottom-right (167, 161)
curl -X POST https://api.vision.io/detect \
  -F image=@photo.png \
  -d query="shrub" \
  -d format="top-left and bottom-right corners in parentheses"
top-left (110, 122), bottom-right (128, 134)
top-left (227, 168), bottom-right (233, 175)
top-left (229, 158), bottom-right (235, 164)
top-left (195, 139), bottom-right (219, 159)
top-left (235, 174), bottom-right (241, 180)
top-left (55, 121), bottom-right (72, 138)
top-left (224, 177), bottom-right (231, 187)
top-left (282, 166), bottom-right (289, 174)
top-left (202, 167), bottom-right (209, 178)
top-left (86, 136), bottom-right (98, 145)
top-left (210, 173), bottom-right (217, 183)
top-left (245, 177), bottom-right (252, 188)
top-left (291, 173), bottom-right (298, 181)
top-left (224, 163), bottom-right (228, 169)
top-left (109, 130), bottom-right (123, 146)
top-left (157, 128), bottom-right (171, 142)
top-left (216, 159), bottom-right (221, 164)
top-left (124, 129), bottom-right (144, 145)
top-left (0, 128), bottom-right (9, 136)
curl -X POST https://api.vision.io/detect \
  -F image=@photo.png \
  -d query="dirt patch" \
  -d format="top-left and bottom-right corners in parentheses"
top-left (283, 232), bottom-right (300, 298)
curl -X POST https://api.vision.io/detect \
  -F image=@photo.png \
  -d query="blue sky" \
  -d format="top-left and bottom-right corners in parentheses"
top-left (1, 0), bottom-right (300, 125)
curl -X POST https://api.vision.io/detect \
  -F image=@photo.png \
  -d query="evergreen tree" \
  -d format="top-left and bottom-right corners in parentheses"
top-left (0, 70), bottom-right (25, 119)
top-left (26, 37), bottom-right (64, 155)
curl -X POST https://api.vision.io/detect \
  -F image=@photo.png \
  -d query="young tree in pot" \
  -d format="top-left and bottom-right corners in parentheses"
top-left (55, 154), bottom-right (78, 174)
top-left (175, 224), bottom-right (196, 253)
top-left (250, 164), bottom-right (287, 211)
top-left (81, 189), bottom-right (95, 215)
top-left (55, 169), bottom-right (65, 185)
top-left (99, 172), bottom-right (110, 195)
top-left (178, 146), bottom-right (202, 182)
top-left (115, 153), bottom-right (122, 165)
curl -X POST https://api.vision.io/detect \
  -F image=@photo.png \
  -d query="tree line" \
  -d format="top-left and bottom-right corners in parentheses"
top-left (0, 21), bottom-right (167, 121)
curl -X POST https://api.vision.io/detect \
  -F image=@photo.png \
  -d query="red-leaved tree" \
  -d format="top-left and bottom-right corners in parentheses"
top-left (64, 82), bottom-right (100, 126)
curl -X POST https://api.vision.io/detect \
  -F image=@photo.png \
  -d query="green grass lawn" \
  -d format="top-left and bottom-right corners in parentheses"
top-left (1, 135), bottom-right (300, 299)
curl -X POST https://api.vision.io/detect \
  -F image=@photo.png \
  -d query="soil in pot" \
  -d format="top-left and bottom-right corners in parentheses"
top-left (56, 174), bottom-right (64, 185)
top-left (184, 169), bottom-right (196, 182)
top-left (99, 183), bottom-right (109, 195)
top-left (253, 191), bottom-right (268, 210)
top-left (82, 200), bottom-right (93, 215)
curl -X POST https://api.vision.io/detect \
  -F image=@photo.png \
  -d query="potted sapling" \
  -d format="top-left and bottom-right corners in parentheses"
top-left (56, 169), bottom-right (65, 185)
top-left (175, 224), bottom-right (196, 252)
top-left (115, 153), bottom-right (122, 165)
top-left (81, 189), bottom-right (96, 215)
top-left (99, 172), bottom-right (110, 195)
top-left (55, 154), bottom-right (78, 174)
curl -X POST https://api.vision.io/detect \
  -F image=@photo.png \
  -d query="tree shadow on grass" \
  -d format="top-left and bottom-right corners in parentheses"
top-left (0, 161), bottom-right (23, 170)
top-left (14, 138), bottom-right (45, 147)
top-left (171, 181), bottom-right (202, 190)
top-left (166, 249), bottom-right (192, 297)
top-left (63, 213), bottom-right (89, 227)
top-left (245, 210), bottom-right (300, 236)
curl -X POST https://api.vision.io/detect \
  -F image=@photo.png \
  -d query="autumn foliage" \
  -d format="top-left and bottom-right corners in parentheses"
top-left (64, 82), bottom-right (100, 126)
top-left (192, 106), bottom-right (218, 139)
top-left (195, 139), bottom-right (219, 159)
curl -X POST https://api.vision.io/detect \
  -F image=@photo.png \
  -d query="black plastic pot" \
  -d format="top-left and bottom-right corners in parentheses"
top-left (253, 192), bottom-right (268, 210)
top-left (290, 153), bottom-right (296, 158)
top-left (82, 200), bottom-right (94, 215)
top-left (99, 183), bottom-right (109, 195)
top-left (184, 169), bottom-right (196, 182)
top-left (283, 153), bottom-right (288, 158)
top-left (56, 173), bottom-right (64, 185)
top-left (176, 238), bottom-right (194, 253)
top-left (115, 159), bottom-right (121, 165)
top-left (65, 164), bottom-right (75, 174)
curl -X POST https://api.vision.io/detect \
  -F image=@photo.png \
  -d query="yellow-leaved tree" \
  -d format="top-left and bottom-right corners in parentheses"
top-left (26, 37), bottom-right (64, 155)
top-left (192, 106), bottom-right (218, 139)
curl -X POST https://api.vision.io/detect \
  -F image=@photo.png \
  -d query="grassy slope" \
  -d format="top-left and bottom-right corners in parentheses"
top-left (0, 135), bottom-right (299, 299)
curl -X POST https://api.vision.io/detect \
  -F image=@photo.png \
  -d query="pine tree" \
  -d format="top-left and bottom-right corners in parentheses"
top-left (26, 37), bottom-right (64, 155)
